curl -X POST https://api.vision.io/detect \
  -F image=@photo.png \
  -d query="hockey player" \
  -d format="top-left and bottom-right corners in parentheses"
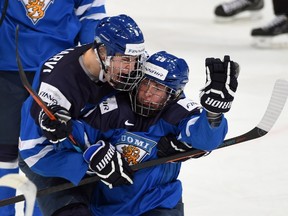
top-left (20, 51), bottom-right (239, 215)
top-left (18, 14), bottom-right (145, 216)
top-left (0, 1), bottom-right (106, 215)
top-left (23, 14), bottom-right (145, 144)
top-left (251, 0), bottom-right (288, 47)
top-left (214, 0), bottom-right (264, 21)
top-left (214, 0), bottom-right (288, 47)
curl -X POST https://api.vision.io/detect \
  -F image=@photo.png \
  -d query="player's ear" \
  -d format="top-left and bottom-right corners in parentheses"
top-left (98, 45), bottom-right (107, 60)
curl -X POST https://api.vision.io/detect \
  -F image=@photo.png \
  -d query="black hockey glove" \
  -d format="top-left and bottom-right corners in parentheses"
top-left (200, 55), bottom-right (239, 114)
top-left (83, 140), bottom-right (133, 189)
top-left (39, 104), bottom-right (72, 144)
top-left (157, 134), bottom-right (208, 162)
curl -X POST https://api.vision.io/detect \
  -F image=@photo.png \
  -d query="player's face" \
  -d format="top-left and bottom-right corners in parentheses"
top-left (105, 54), bottom-right (143, 91)
top-left (107, 55), bottom-right (139, 76)
top-left (136, 78), bottom-right (169, 109)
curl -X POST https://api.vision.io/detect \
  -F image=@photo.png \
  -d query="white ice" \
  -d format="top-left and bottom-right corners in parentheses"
top-left (16, 0), bottom-right (288, 215)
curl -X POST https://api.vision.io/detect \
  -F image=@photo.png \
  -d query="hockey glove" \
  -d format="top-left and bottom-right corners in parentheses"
top-left (83, 140), bottom-right (133, 189)
top-left (200, 55), bottom-right (239, 114)
top-left (39, 104), bottom-right (72, 144)
top-left (157, 134), bottom-right (208, 162)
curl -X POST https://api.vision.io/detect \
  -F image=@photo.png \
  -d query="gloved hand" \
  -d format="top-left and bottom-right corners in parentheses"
top-left (83, 140), bottom-right (133, 189)
top-left (157, 134), bottom-right (208, 162)
top-left (200, 55), bottom-right (239, 114)
top-left (38, 104), bottom-right (72, 143)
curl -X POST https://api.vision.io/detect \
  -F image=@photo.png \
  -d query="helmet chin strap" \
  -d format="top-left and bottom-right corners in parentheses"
top-left (93, 42), bottom-right (108, 82)
top-left (98, 69), bottom-right (106, 82)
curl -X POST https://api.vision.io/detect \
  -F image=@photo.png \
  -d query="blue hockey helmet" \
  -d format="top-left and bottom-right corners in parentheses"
top-left (143, 51), bottom-right (189, 94)
top-left (130, 51), bottom-right (189, 117)
top-left (94, 14), bottom-right (145, 57)
top-left (94, 14), bottom-right (146, 91)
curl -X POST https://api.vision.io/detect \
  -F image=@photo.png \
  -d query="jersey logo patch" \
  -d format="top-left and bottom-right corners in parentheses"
top-left (20, 0), bottom-right (54, 24)
top-left (124, 120), bottom-right (134, 126)
top-left (115, 132), bottom-right (157, 165)
top-left (177, 98), bottom-right (201, 111)
top-left (38, 82), bottom-right (71, 110)
top-left (121, 145), bottom-right (140, 165)
top-left (99, 96), bottom-right (118, 114)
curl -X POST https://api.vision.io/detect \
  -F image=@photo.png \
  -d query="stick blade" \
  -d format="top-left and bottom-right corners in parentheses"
top-left (257, 79), bottom-right (288, 132)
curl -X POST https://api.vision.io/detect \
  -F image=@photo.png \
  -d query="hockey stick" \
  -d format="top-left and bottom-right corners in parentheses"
top-left (1, 79), bottom-right (287, 207)
top-left (142, 79), bottom-right (288, 165)
top-left (0, 174), bottom-right (37, 216)
top-left (0, 0), bottom-right (8, 26)
top-left (15, 25), bottom-right (81, 149)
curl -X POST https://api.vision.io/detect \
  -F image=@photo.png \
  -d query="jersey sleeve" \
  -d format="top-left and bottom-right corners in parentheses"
top-left (163, 97), bottom-right (228, 152)
top-left (178, 109), bottom-right (228, 151)
top-left (75, 0), bottom-right (107, 44)
top-left (20, 96), bottom-right (90, 185)
top-left (19, 92), bottom-right (116, 185)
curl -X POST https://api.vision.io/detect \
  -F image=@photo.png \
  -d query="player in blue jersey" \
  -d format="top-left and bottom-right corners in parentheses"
top-left (19, 50), bottom-right (239, 215)
top-left (0, 1), bottom-right (106, 215)
top-left (18, 14), bottom-right (146, 216)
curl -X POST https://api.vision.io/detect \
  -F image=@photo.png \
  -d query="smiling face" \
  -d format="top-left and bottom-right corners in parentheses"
top-left (136, 78), bottom-right (169, 109)
top-left (129, 77), bottom-right (174, 117)
top-left (129, 51), bottom-right (189, 117)
top-left (105, 54), bottom-right (143, 91)
top-left (108, 55), bottom-right (138, 76)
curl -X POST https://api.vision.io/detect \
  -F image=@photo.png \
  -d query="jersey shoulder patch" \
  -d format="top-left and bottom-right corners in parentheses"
top-left (38, 82), bottom-right (71, 110)
top-left (177, 98), bottom-right (201, 111)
